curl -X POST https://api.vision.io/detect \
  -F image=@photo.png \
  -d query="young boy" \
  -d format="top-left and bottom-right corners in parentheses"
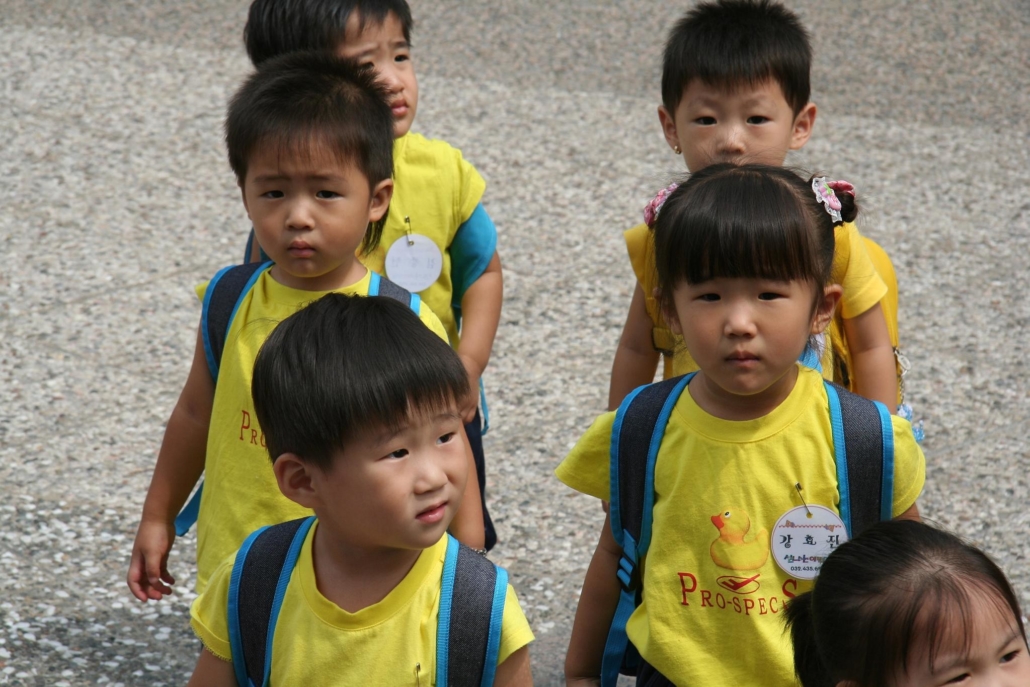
top-left (186, 294), bottom-right (533, 685)
top-left (243, 0), bottom-right (503, 549)
top-left (127, 52), bottom-right (484, 599)
top-left (608, 0), bottom-right (901, 412)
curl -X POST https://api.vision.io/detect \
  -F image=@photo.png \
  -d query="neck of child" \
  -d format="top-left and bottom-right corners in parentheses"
top-left (311, 521), bottom-right (424, 614)
top-left (689, 365), bottom-right (800, 421)
top-left (270, 259), bottom-right (369, 293)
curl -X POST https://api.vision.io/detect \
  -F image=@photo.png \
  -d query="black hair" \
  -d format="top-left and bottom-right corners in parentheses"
top-left (785, 520), bottom-right (1027, 687)
top-left (244, 0), bottom-right (414, 66)
top-left (251, 293), bottom-right (470, 471)
top-left (225, 50), bottom-right (395, 253)
top-left (661, 0), bottom-right (811, 116)
top-left (652, 163), bottom-right (855, 312)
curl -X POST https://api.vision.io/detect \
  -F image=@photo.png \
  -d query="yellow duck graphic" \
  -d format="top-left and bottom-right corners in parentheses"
top-left (710, 508), bottom-right (769, 571)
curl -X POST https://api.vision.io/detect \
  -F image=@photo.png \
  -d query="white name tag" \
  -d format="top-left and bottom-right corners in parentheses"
top-left (384, 234), bottom-right (443, 293)
top-left (771, 505), bottom-right (848, 580)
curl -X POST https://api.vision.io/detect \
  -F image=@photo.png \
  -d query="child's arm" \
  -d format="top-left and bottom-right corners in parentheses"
top-left (186, 648), bottom-right (234, 687)
top-left (842, 302), bottom-right (897, 410)
top-left (127, 326), bottom-right (213, 602)
top-left (566, 514), bottom-right (623, 686)
top-left (448, 427), bottom-right (486, 549)
top-left (456, 251), bottom-right (502, 423)
top-left (608, 284), bottom-right (661, 410)
top-left (495, 646), bottom-right (533, 687)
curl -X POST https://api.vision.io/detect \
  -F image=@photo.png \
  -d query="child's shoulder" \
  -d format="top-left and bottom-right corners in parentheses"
top-left (396, 131), bottom-right (472, 168)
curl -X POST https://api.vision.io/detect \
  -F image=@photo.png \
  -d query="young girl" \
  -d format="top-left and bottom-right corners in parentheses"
top-left (556, 163), bottom-right (926, 687)
top-left (786, 519), bottom-right (1030, 687)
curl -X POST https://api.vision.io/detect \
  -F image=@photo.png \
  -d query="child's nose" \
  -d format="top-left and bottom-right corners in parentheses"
top-left (718, 125), bottom-right (747, 155)
top-left (285, 200), bottom-right (315, 230)
top-left (724, 304), bottom-right (757, 336)
top-left (414, 454), bottom-right (449, 493)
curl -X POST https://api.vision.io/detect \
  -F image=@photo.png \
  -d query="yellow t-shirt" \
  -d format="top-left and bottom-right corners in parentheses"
top-left (191, 526), bottom-right (535, 685)
top-left (624, 221), bottom-right (888, 381)
top-left (361, 132), bottom-right (487, 346)
top-left (195, 267), bottom-right (448, 592)
top-left (555, 367), bottom-right (924, 687)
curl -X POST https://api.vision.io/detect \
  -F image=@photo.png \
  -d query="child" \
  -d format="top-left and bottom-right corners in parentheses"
top-left (608, 0), bottom-right (901, 413)
top-left (786, 519), bottom-right (1030, 687)
top-left (186, 294), bottom-right (533, 685)
top-left (557, 164), bottom-right (925, 687)
top-left (244, 0), bottom-right (503, 549)
top-left (127, 52), bottom-right (484, 599)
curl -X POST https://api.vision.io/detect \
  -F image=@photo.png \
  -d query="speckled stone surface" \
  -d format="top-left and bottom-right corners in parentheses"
top-left (1, 1), bottom-right (1029, 684)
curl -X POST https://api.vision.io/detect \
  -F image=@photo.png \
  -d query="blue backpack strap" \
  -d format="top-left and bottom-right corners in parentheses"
top-left (368, 271), bottom-right (421, 312)
top-left (824, 381), bottom-right (895, 537)
top-left (437, 534), bottom-right (507, 687)
top-left (174, 261), bottom-right (271, 537)
top-left (201, 261), bottom-right (272, 381)
top-left (227, 516), bottom-right (315, 687)
top-left (602, 373), bottom-right (693, 686)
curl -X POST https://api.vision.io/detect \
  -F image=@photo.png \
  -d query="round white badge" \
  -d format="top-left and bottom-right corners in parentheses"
top-left (384, 234), bottom-right (443, 293)
top-left (770, 505), bottom-right (848, 580)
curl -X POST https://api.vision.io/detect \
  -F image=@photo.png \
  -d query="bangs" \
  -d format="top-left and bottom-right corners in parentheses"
top-left (654, 167), bottom-right (826, 289)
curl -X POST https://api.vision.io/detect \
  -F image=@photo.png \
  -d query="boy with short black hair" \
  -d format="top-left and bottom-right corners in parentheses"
top-left (127, 51), bottom-right (484, 600)
top-left (243, 0), bottom-right (504, 549)
top-left (609, 0), bottom-right (901, 414)
top-left (187, 294), bottom-right (533, 685)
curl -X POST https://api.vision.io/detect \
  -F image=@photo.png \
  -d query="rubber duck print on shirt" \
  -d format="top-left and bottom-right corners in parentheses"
top-left (710, 508), bottom-right (770, 571)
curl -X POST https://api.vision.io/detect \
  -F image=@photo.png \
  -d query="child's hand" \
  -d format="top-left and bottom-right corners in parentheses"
top-left (127, 518), bottom-right (176, 602)
top-left (458, 353), bottom-right (481, 424)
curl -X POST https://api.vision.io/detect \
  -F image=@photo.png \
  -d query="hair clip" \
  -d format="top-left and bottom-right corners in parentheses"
top-left (827, 180), bottom-right (855, 198)
top-left (811, 177), bottom-right (842, 223)
top-left (643, 182), bottom-right (679, 227)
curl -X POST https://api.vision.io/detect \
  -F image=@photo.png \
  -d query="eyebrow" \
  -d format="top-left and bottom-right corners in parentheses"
top-left (931, 630), bottom-right (1023, 674)
top-left (250, 173), bottom-right (347, 183)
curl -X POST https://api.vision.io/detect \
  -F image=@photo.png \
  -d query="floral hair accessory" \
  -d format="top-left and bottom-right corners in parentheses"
top-left (827, 180), bottom-right (855, 198)
top-left (811, 177), bottom-right (843, 223)
top-left (643, 182), bottom-right (679, 227)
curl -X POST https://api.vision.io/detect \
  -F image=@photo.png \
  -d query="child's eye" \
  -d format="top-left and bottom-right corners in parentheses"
top-left (395, 53), bottom-right (410, 63)
top-left (388, 448), bottom-right (409, 459)
top-left (697, 293), bottom-right (720, 302)
top-left (758, 292), bottom-right (784, 300)
top-left (437, 432), bottom-right (455, 445)
top-left (747, 115), bottom-right (770, 124)
top-left (261, 190), bottom-right (284, 199)
top-left (694, 116), bottom-right (716, 125)
top-left (1001, 649), bottom-right (1022, 664)
top-left (316, 190), bottom-right (340, 199)
top-left (944, 673), bottom-right (970, 684)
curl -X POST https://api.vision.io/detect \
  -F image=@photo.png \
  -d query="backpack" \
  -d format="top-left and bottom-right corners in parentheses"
top-left (173, 262), bottom-right (421, 536)
top-left (602, 372), bottom-right (895, 686)
top-left (227, 517), bottom-right (508, 687)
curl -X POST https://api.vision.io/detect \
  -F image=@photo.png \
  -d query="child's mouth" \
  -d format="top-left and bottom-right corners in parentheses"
top-left (416, 502), bottom-right (447, 523)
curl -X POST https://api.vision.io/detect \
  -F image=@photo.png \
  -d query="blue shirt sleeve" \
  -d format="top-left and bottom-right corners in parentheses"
top-left (449, 203), bottom-right (498, 311)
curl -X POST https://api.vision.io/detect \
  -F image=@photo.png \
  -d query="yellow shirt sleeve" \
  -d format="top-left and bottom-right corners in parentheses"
top-left (190, 552), bottom-right (236, 662)
top-left (889, 414), bottom-right (926, 516)
top-left (835, 222), bottom-right (888, 320)
top-left (416, 301), bottom-right (450, 343)
top-left (497, 584), bottom-right (535, 665)
top-left (455, 151), bottom-right (486, 225)
top-left (555, 411), bottom-right (616, 501)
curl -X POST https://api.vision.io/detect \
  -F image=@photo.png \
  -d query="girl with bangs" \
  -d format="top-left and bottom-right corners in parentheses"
top-left (787, 519), bottom-right (1030, 687)
top-left (557, 164), bottom-right (926, 686)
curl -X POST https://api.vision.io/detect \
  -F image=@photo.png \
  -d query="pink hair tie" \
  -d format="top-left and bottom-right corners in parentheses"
top-left (811, 177), bottom-right (854, 223)
top-left (643, 182), bottom-right (679, 227)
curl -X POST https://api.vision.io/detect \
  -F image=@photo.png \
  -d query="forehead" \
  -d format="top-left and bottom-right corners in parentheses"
top-left (678, 77), bottom-right (790, 110)
top-left (337, 11), bottom-right (407, 54)
top-left (244, 137), bottom-right (364, 180)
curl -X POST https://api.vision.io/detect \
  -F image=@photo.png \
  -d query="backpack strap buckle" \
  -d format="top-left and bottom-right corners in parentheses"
top-left (616, 553), bottom-right (640, 594)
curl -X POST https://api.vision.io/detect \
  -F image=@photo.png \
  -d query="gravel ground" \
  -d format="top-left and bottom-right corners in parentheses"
top-left (2, 1), bottom-right (1029, 685)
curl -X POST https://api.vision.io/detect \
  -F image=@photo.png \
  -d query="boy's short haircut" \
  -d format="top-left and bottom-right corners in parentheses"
top-left (251, 293), bottom-right (470, 471)
top-left (225, 51), bottom-right (395, 251)
top-left (661, 0), bottom-right (812, 116)
top-left (244, 0), bottom-right (414, 66)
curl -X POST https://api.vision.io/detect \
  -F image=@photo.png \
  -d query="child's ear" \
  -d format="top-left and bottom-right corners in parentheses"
top-left (811, 284), bottom-right (842, 335)
top-left (790, 102), bottom-right (817, 151)
top-left (657, 105), bottom-right (681, 154)
top-left (273, 453), bottom-right (319, 509)
top-left (368, 178), bottom-right (394, 223)
top-left (239, 183), bottom-right (251, 219)
top-left (655, 287), bottom-right (683, 335)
